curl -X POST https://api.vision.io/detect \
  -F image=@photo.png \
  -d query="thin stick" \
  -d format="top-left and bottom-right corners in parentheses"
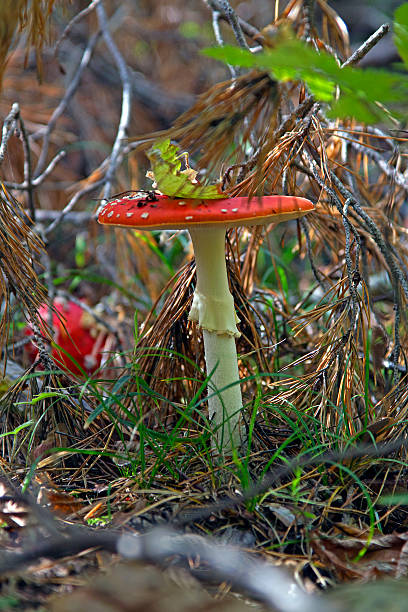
top-left (0, 522), bottom-right (331, 612)
top-left (274, 97), bottom-right (316, 141)
top-left (44, 179), bottom-right (104, 236)
top-left (299, 217), bottom-right (327, 290)
top-left (54, 0), bottom-right (101, 58)
top-left (333, 131), bottom-right (408, 193)
top-left (17, 111), bottom-right (35, 221)
top-left (206, 0), bottom-right (250, 49)
top-left (34, 150), bottom-right (67, 186)
top-left (391, 284), bottom-right (401, 386)
top-left (211, 9), bottom-right (236, 78)
top-left (331, 171), bottom-right (408, 301)
top-left (205, 0), bottom-right (262, 43)
top-left (23, 210), bottom-right (94, 225)
top-left (342, 198), bottom-right (359, 330)
top-left (342, 23), bottom-right (390, 68)
top-left (0, 104), bottom-right (37, 220)
top-left (301, 0), bottom-right (315, 41)
top-left (0, 103), bottom-right (19, 166)
top-left (5, 150), bottom-right (66, 191)
top-left (304, 146), bottom-right (408, 303)
top-left (96, 2), bottom-right (132, 201)
top-left (33, 31), bottom-right (101, 177)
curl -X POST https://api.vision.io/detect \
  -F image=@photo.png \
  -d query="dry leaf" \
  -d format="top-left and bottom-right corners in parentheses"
top-left (313, 530), bottom-right (408, 580)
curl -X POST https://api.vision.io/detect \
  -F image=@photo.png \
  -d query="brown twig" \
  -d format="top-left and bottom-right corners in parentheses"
top-left (205, 0), bottom-right (253, 49)
top-left (342, 23), bottom-right (390, 68)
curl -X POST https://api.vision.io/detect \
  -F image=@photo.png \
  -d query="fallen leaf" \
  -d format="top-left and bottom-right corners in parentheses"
top-left (313, 530), bottom-right (408, 580)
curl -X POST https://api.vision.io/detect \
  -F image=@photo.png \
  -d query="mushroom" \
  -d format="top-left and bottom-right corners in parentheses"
top-left (98, 192), bottom-right (314, 454)
top-left (24, 298), bottom-right (107, 377)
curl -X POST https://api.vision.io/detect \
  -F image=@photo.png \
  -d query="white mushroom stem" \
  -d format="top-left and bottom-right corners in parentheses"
top-left (188, 227), bottom-right (243, 453)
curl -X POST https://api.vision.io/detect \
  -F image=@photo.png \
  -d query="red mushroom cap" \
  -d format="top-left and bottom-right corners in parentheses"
top-left (24, 299), bottom-right (106, 377)
top-left (97, 193), bottom-right (314, 230)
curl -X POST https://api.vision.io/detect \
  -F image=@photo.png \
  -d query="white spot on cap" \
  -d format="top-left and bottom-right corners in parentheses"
top-left (129, 193), bottom-right (145, 200)
top-left (232, 208), bottom-right (239, 212)
top-left (178, 201), bottom-right (186, 206)
top-left (220, 209), bottom-right (228, 213)
top-left (100, 208), bottom-right (106, 215)
top-left (116, 214), bottom-right (120, 218)
top-left (185, 216), bottom-right (193, 220)
top-left (141, 212), bottom-right (149, 219)
top-left (126, 212), bottom-right (134, 217)
top-left (107, 211), bottom-right (114, 218)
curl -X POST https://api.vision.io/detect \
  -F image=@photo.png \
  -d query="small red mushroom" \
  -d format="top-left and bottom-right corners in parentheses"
top-left (98, 192), bottom-right (315, 453)
top-left (24, 299), bottom-right (106, 377)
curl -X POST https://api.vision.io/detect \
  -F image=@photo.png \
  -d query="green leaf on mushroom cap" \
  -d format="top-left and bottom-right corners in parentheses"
top-left (146, 139), bottom-right (224, 199)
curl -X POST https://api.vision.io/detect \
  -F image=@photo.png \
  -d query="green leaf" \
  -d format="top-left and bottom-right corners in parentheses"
top-left (147, 139), bottom-right (224, 199)
top-left (16, 391), bottom-right (66, 405)
top-left (0, 420), bottom-right (34, 438)
top-left (378, 492), bottom-right (408, 505)
top-left (394, 4), bottom-right (408, 67)
top-left (328, 96), bottom-right (380, 125)
top-left (203, 30), bottom-right (408, 123)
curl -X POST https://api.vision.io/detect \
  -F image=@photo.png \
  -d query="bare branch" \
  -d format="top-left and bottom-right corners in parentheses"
top-left (330, 170), bottom-right (408, 301)
top-left (54, 0), bottom-right (101, 58)
top-left (34, 150), bottom-right (67, 186)
top-left (17, 111), bottom-right (35, 221)
top-left (301, 0), bottom-right (316, 41)
top-left (33, 31), bottom-right (101, 177)
top-left (342, 23), bottom-right (390, 68)
top-left (44, 179), bottom-right (104, 236)
top-left (205, 0), bottom-right (250, 50)
top-left (211, 10), bottom-right (236, 78)
top-left (299, 217), bottom-right (327, 290)
top-left (4, 150), bottom-right (66, 192)
top-left (0, 510), bottom-right (330, 612)
top-left (341, 198), bottom-right (360, 329)
top-left (0, 103), bottom-right (19, 166)
top-left (23, 210), bottom-right (94, 225)
top-left (118, 529), bottom-right (329, 612)
top-left (333, 129), bottom-right (408, 193)
top-left (96, 2), bottom-right (132, 202)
